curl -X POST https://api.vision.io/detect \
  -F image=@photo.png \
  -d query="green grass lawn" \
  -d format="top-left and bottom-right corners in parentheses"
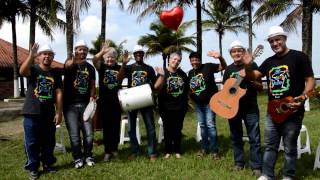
top-left (1, 94), bottom-right (320, 179)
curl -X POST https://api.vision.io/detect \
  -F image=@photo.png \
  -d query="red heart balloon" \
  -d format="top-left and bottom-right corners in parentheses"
top-left (160, 6), bottom-right (184, 31)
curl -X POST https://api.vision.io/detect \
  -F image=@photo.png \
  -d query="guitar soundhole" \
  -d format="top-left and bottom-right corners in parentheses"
top-left (280, 104), bottom-right (289, 111)
top-left (229, 87), bottom-right (237, 94)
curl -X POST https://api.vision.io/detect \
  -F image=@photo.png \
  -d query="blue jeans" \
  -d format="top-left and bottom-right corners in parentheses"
top-left (228, 111), bottom-right (262, 169)
top-left (64, 103), bottom-right (94, 160)
top-left (128, 106), bottom-right (157, 156)
top-left (23, 114), bottom-right (56, 171)
top-left (195, 103), bottom-right (218, 153)
top-left (262, 113), bottom-right (303, 179)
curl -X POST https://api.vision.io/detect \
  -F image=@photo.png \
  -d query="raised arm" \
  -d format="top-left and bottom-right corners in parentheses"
top-left (117, 50), bottom-right (129, 81)
top-left (92, 42), bottom-right (110, 70)
top-left (242, 51), bottom-right (263, 80)
top-left (64, 56), bottom-right (75, 70)
top-left (154, 67), bottom-right (165, 90)
top-left (19, 43), bottom-right (39, 76)
top-left (207, 51), bottom-right (227, 71)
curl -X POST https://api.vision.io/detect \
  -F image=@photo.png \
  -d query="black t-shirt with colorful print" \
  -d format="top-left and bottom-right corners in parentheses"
top-left (98, 62), bottom-right (122, 103)
top-left (23, 65), bottom-right (62, 115)
top-left (63, 62), bottom-right (96, 105)
top-left (223, 62), bottom-right (259, 113)
top-left (259, 50), bottom-right (314, 113)
top-left (188, 63), bottom-right (220, 104)
top-left (158, 68), bottom-right (189, 112)
top-left (124, 62), bottom-right (156, 88)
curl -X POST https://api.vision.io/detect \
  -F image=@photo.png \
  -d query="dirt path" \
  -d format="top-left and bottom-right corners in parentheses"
top-left (0, 117), bottom-right (23, 138)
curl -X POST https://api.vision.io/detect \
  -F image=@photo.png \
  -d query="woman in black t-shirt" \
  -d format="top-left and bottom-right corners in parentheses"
top-left (154, 52), bottom-right (188, 159)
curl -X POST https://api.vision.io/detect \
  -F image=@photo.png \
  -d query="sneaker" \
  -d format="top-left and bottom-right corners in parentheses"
top-left (128, 154), bottom-right (138, 161)
top-left (43, 164), bottom-right (57, 173)
top-left (104, 154), bottom-right (112, 162)
top-left (150, 155), bottom-right (157, 162)
top-left (74, 159), bottom-right (84, 169)
top-left (282, 177), bottom-right (293, 180)
top-left (29, 170), bottom-right (39, 180)
top-left (257, 175), bottom-right (269, 180)
top-left (164, 153), bottom-right (171, 159)
top-left (211, 153), bottom-right (219, 160)
top-left (85, 157), bottom-right (95, 166)
top-left (197, 149), bottom-right (207, 157)
top-left (252, 169), bottom-right (262, 178)
top-left (111, 151), bottom-right (119, 158)
top-left (175, 153), bottom-right (181, 159)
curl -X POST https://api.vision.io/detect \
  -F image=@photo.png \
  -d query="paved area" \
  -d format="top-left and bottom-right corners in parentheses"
top-left (0, 100), bottom-right (23, 122)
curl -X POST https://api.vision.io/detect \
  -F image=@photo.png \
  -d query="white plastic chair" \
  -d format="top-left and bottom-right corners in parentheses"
top-left (55, 124), bottom-right (66, 154)
top-left (158, 117), bottom-right (164, 143)
top-left (313, 138), bottom-right (320, 170)
top-left (119, 118), bottom-right (141, 145)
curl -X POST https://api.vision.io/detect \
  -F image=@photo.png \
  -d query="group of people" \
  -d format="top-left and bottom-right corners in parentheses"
top-left (20, 25), bottom-right (315, 180)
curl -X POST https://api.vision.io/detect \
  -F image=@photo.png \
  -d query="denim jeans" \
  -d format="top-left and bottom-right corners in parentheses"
top-left (262, 113), bottom-right (303, 179)
top-left (128, 106), bottom-right (157, 156)
top-left (23, 114), bottom-right (56, 171)
top-left (195, 103), bottom-right (218, 153)
top-left (64, 103), bottom-right (94, 160)
top-left (228, 111), bottom-right (262, 169)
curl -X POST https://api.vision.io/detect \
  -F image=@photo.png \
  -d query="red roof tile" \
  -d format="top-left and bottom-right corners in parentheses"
top-left (0, 38), bottom-right (64, 69)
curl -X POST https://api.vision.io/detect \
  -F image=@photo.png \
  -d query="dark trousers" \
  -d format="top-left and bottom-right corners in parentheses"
top-left (160, 109), bottom-right (186, 154)
top-left (23, 114), bottom-right (56, 171)
top-left (100, 103), bottom-right (121, 154)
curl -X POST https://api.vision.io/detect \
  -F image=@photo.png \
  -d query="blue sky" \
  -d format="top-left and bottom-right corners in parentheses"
top-left (0, 1), bottom-right (319, 77)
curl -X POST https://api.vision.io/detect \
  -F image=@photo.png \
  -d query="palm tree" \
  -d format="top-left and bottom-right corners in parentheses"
top-left (65, 0), bottom-right (90, 58)
top-left (127, 0), bottom-right (206, 59)
top-left (138, 21), bottom-right (196, 68)
top-left (202, 2), bottom-right (247, 56)
top-left (254, 0), bottom-right (320, 61)
top-left (238, 0), bottom-right (264, 53)
top-left (89, 35), bottom-right (127, 62)
top-left (100, 0), bottom-right (124, 43)
top-left (0, 0), bottom-right (28, 98)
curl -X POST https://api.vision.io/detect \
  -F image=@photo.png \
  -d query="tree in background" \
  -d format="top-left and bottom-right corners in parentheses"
top-left (138, 21), bottom-right (196, 68)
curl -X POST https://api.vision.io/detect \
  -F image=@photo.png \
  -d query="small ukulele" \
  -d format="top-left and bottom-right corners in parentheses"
top-left (268, 90), bottom-right (318, 123)
top-left (209, 45), bottom-right (263, 119)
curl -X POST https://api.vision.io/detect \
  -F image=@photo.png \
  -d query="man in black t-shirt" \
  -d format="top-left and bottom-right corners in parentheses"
top-left (64, 40), bottom-right (96, 169)
top-left (223, 40), bottom-right (262, 177)
top-left (188, 51), bottom-right (226, 159)
top-left (20, 43), bottom-right (63, 179)
top-left (117, 45), bottom-right (157, 161)
top-left (243, 26), bottom-right (315, 180)
top-left (92, 44), bottom-right (123, 161)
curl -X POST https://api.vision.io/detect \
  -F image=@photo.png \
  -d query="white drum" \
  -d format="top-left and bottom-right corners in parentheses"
top-left (118, 84), bottom-right (154, 112)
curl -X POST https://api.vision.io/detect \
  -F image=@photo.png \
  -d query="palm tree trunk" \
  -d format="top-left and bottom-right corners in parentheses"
top-left (219, 33), bottom-right (224, 76)
top-left (248, 6), bottom-right (253, 53)
top-left (66, 0), bottom-right (73, 59)
top-left (11, 16), bottom-right (19, 98)
top-left (196, 0), bottom-right (202, 62)
top-left (29, 0), bottom-right (36, 49)
top-left (302, 0), bottom-right (312, 61)
top-left (162, 53), bottom-right (167, 69)
top-left (101, 0), bottom-right (106, 43)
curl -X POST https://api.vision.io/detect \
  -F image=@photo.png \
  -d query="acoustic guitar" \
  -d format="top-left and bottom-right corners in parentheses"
top-left (268, 90), bottom-right (318, 123)
top-left (209, 45), bottom-right (264, 119)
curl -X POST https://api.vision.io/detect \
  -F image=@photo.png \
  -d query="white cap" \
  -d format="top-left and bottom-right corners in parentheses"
top-left (229, 40), bottom-right (245, 52)
top-left (267, 25), bottom-right (287, 39)
top-left (38, 44), bottom-right (54, 54)
top-left (133, 45), bottom-right (144, 53)
top-left (74, 40), bottom-right (88, 49)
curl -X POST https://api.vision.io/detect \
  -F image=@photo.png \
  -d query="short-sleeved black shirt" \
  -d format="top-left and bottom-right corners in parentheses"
top-left (188, 63), bottom-right (220, 104)
top-left (23, 65), bottom-right (62, 115)
top-left (258, 50), bottom-right (314, 113)
top-left (158, 68), bottom-right (189, 112)
top-left (223, 62), bottom-right (259, 113)
top-left (98, 62), bottom-right (122, 103)
top-left (124, 62), bottom-right (156, 88)
top-left (63, 62), bottom-right (96, 105)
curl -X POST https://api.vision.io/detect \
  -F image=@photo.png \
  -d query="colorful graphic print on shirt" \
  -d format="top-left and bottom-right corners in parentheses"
top-left (73, 67), bottom-right (90, 94)
top-left (34, 75), bottom-right (54, 102)
top-left (190, 73), bottom-right (206, 96)
top-left (103, 69), bottom-right (119, 89)
top-left (131, 71), bottom-right (148, 87)
top-left (268, 65), bottom-right (290, 98)
top-left (166, 75), bottom-right (185, 97)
